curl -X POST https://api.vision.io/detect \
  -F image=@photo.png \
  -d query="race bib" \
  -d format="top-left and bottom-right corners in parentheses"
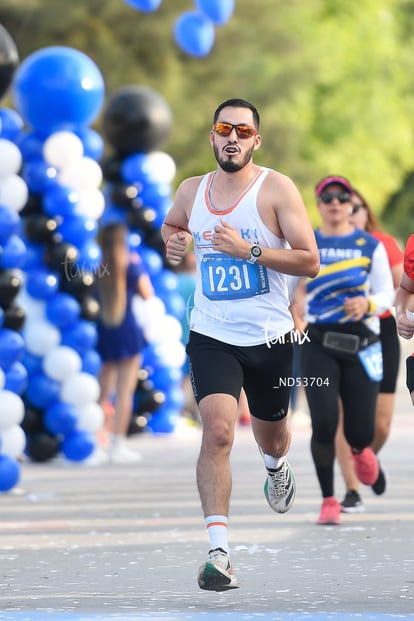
top-left (200, 253), bottom-right (270, 301)
top-left (358, 341), bottom-right (383, 381)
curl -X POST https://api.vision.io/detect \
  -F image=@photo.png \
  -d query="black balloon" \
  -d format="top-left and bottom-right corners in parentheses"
top-left (144, 228), bottom-right (166, 256)
top-left (80, 295), bottom-right (100, 322)
top-left (135, 388), bottom-right (165, 415)
top-left (26, 432), bottom-right (60, 463)
top-left (0, 24), bottom-right (19, 101)
top-left (110, 182), bottom-right (140, 208)
top-left (21, 406), bottom-right (45, 435)
top-left (100, 155), bottom-right (123, 183)
top-left (3, 303), bottom-right (26, 331)
top-left (60, 270), bottom-right (95, 302)
top-left (25, 215), bottom-right (58, 244)
top-left (102, 85), bottom-right (173, 156)
top-left (127, 205), bottom-right (157, 233)
top-left (44, 241), bottom-right (79, 274)
top-left (20, 193), bottom-right (44, 217)
top-left (0, 269), bottom-right (21, 309)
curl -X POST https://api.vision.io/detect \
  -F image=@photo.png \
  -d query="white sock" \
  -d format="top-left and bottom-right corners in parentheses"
top-left (205, 515), bottom-right (229, 554)
top-left (264, 453), bottom-right (285, 471)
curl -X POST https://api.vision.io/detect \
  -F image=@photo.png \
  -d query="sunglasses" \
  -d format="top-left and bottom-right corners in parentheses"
top-left (213, 122), bottom-right (258, 139)
top-left (320, 191), bottom-right (351, 204)
top-left (352, 203), bottom-right (365, 214)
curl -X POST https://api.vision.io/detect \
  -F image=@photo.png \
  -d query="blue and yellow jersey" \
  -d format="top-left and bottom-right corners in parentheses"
top-left (306, 229), bottom-right (380, 324)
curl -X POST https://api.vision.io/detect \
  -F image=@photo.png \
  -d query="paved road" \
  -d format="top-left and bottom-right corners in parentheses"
top-left (1, 341), bottom-right (414, 621)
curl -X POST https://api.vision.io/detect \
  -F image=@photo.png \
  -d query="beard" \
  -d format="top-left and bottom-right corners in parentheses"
top-left (213, 143), bottom-right (255, 172)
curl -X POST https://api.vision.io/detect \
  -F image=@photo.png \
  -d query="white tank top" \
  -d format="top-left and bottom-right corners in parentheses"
top-left (188, 166), bottom-right (294, 346)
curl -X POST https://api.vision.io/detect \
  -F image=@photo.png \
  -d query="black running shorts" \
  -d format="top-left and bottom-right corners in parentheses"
top-left (186, 331), bottom-right (294, 422)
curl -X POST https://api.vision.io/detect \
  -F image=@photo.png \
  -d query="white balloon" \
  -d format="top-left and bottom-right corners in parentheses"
top-left (61, 372), bottom-right (100, 407)
top-left (154, 340), bottom-right (187, 368)
top-left (59, 157), bottom-right (103, 190)
top-left (43, 131), bottom-right (84, 169)
top-left (75, 187), bottom-right (105, 220)
top-left (16, 290), bottom-right (46, 321)
top-left (0, 369), bottom-right (4, 390)
top-left (43, 346), bottom-right (82, 382)
top-left (0, 139), bottom-right (22, 177)
top-left (0, 174), bottom-right (29, 212)
top-left (133, 295), bottom-right (165, 330)
top-left (0, 424), bottom-right (26, 458)
top-left (145, 314), bottom-right (183, 344)
top-left (0, 391), bottom-right (25, 431)
top-left (23, 319), bottom-right (61, 356)
top-left (77, 402), bottom-right (104, 433)
top-left (145, 151), bottom-right (176, 184)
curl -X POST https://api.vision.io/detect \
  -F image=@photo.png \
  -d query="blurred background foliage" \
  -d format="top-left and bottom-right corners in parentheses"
top-left (1, 0), bottom-right (414, 241)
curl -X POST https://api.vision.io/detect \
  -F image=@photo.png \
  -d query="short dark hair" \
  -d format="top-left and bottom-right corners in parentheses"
top-left (213, 98), bottom-right (260, 129)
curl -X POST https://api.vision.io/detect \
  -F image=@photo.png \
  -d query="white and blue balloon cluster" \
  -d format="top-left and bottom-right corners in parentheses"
top-left (124, 0), bottom-right (236, 58)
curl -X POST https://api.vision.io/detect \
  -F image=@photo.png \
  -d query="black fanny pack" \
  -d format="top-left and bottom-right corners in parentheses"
top-left (322, 331), bottom-right (360, 355)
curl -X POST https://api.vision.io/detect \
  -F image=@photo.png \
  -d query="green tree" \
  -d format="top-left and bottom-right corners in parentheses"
top-left (1, 0), bottom-right (414, 229)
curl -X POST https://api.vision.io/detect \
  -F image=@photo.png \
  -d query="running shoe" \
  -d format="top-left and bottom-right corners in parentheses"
top-left (197, 548), bottom-right (240, 591)
top-left (371, 464), bottom-right (387, 495)
top-left (340, 489), bottom-right (365, 513)
top-left (352, 447), bottom-right (379, 486)
top-left (264, 458), bottom-right (296, 513)
top-left (317, 496), bottom-right (341, 525)
top-left (108, 437), bottom-right (142, 464)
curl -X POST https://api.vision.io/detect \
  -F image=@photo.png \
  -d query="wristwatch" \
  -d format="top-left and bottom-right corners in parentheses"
top-left (247, 243), bottom-right (262, 264)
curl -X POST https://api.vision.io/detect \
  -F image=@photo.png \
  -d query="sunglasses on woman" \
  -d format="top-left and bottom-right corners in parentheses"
top-left (320, 191), bottom-right (351, 204)
top-left (213, 122), bottom-right (258, 139)
top-left (352, 203), bottom-right (365, 214)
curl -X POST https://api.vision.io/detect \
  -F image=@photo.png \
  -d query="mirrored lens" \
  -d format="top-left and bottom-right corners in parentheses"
top-left (214, 122), bottom-right (256, 139)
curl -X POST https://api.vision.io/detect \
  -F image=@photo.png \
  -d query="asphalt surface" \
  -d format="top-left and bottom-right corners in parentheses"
top-left (1, 340), bottom-right (414, 621)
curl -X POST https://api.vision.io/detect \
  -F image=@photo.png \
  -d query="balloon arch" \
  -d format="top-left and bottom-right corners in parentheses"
top-left (0, 4), bottom-right (242, 488)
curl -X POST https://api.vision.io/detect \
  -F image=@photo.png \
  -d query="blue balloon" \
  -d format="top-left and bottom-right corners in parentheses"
top-left (139, 246), bottom-right (163, 278)
top-left (151, 365), bottom-right (183, 392)
top-left (21, 242), bottom-right (45, 270)
top-left (25, 269), bottom-right (60, 300)
top-left (162, 290), bottom-right (186, 319)
top-left (123, 0), bottom-right (162, 11)
top-left (0, 205), bottom-right (19, 245)
top-left (121, 152), bottom-right (152, 185)
top-left (61, 429), bottom-right (95, 461)
top-left (0, 108), bottom-right (24, 142)
top-left (20, 350), bottom-right (43, 375)
top-left (22, 159), bottom-right (59, 194)
top-left (195, 0), bottom-right (235, 24)
top-left (147, 405), bottom-right (179, 434)
top-left (61, 320), bottom-right (97, 355)
top-left (46, 293), bottom-right (81, 329)
top-left (74, 127), bottom-right (104, 161)
top-left (152, 269), bottom-right (179, 295)
top-left (165, 384), bottom-right (186, 410)
top-left (81, 349), bottom-right (102, 376)
top-left (58, 214), bottom-right (98, 247)
top-left (4, 361), bottom-right (28, 395)
top-left (0, 235), bottom-right (26, 269)
top-left (174, 11), bottom-right (215, 58)
top-left (0, 455), bottom-right (21, 491)
top-left (16, 130), bottom-right (46, 162)
top-left (99, 204), bottom-right (127, 227)
top-left (0, 328), bottom-right (25, 370)
top-left (44, 401), bottom-right (78, 436)
top-left (26, 372), bottom-right (61, 409)
top-left (138, 181), bottom-right (171, 210)
top-left (42, 185), bottom-right (79, 219)
top-left (76, 240), bottom-right (102, 273)
top-left (13, 46), bottom-right (105, 133)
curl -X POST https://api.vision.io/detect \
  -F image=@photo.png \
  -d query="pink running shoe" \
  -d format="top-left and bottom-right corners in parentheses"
top-left (317, 497), bottom-right (341, 525)
top-left (352, 447), bottom-right (379, 485)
